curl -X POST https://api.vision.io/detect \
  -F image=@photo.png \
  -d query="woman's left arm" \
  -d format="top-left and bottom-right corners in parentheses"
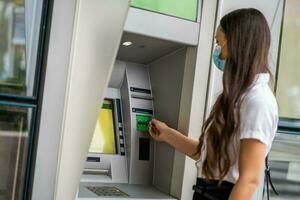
top-left (229, 139), bottom-right (266, 200)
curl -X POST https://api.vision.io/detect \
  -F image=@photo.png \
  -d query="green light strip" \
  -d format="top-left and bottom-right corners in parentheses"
top-left (131, 0), bottom-right (198, 21)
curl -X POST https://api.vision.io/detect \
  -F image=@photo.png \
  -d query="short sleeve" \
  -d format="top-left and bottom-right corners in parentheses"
top-left (239, 97), bottom-right (278, 147)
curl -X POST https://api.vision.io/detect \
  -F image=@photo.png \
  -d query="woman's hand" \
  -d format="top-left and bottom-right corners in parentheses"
top-left (148, 118), bottom-right (200, 160)
top-left (148, 119), bottom-right (171, 142)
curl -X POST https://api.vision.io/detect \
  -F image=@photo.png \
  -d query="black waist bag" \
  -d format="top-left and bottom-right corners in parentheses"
top-left (192, 178), bottom-right (234, 200)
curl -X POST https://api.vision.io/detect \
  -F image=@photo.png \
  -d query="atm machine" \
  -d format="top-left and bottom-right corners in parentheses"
top-left (79, 60), bottom-right (159, 199)
top-left (69, 0), bottom-right (207, 198)
top-left (76, 24), bottom-right (201, 199)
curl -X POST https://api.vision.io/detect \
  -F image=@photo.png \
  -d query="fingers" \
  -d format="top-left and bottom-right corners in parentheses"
top-left (150, 119), bottom-right (161, 131)
top-left (150, 118), bottom-right (158, 126)
top-left (149, 119), bottom-right (156, 131)
top-left (149, 128), bottom-right (155, 138)
top-left (149, 123), bottom-right (156, 134)
top-left (148, 122), bottom-right (159, 138)
top-left (149, 126), bottom-right (157, 139)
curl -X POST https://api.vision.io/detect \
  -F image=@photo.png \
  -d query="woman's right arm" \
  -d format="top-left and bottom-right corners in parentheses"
top-left (149, 119), bottom-right (200, 160)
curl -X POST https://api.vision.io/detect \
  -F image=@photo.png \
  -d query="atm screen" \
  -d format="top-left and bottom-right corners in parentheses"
top-left (89, 99), bottom-right (117, 154)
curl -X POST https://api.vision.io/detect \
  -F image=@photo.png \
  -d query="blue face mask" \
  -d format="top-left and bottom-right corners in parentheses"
top-left (213, 45), bottom-right (226, 71)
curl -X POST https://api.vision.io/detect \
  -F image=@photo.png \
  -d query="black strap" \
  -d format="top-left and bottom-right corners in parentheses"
top-left (263, 155), bottom-right (279, 199)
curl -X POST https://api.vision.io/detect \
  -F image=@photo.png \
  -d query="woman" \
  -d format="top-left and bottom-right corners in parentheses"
top-left (149, 8), bottom-right (278, 200)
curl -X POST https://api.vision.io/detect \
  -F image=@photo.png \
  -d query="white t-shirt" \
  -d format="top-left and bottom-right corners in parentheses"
top-left (196, 73), bottom-right (279, 183)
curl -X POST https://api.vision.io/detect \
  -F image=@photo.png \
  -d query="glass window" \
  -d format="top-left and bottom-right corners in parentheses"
top-left (0, 0), bottom-right (46, 199)
top-left (0, 0), bottom-right (43, 97)
top-left (276, 0), bottom-right (300, 121)
top-left (130, 0), bottom-right (198, 21)
top-left (0, 104), bottom-right (33, 200)
top-left (269, 0), bottom-right (300, 199)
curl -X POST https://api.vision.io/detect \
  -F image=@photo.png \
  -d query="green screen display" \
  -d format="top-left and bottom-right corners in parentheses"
top-left (136, 114), bottom-right (152, 132)
top-left (130, 0), bottom-right (198, 21)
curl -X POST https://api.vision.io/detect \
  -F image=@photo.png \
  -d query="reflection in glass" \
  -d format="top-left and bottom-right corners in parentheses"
top-left (0, 0), bottom-right (42, 96)
top-left (0, 104), bottom-right (31, 200)
top-left (276, 0), bottom-right (300, 119)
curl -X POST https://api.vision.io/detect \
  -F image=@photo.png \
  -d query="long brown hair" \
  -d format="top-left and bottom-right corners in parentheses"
top-left (198, 8), bottom-right (272, 181)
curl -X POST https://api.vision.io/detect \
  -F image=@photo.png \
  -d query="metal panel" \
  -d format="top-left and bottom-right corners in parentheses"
top-left (54, 1), bottom-right (130, 199)
top-left (33, 0), bottom-right (130, 199)
top-left (124, 7), bottom-right (200, 46)
top-left (31, 0), bottom-right (77, 199)
top-left (172, 0), bottom-right (219, 199)
top-left (148, 48), bottom-right (187, 194)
